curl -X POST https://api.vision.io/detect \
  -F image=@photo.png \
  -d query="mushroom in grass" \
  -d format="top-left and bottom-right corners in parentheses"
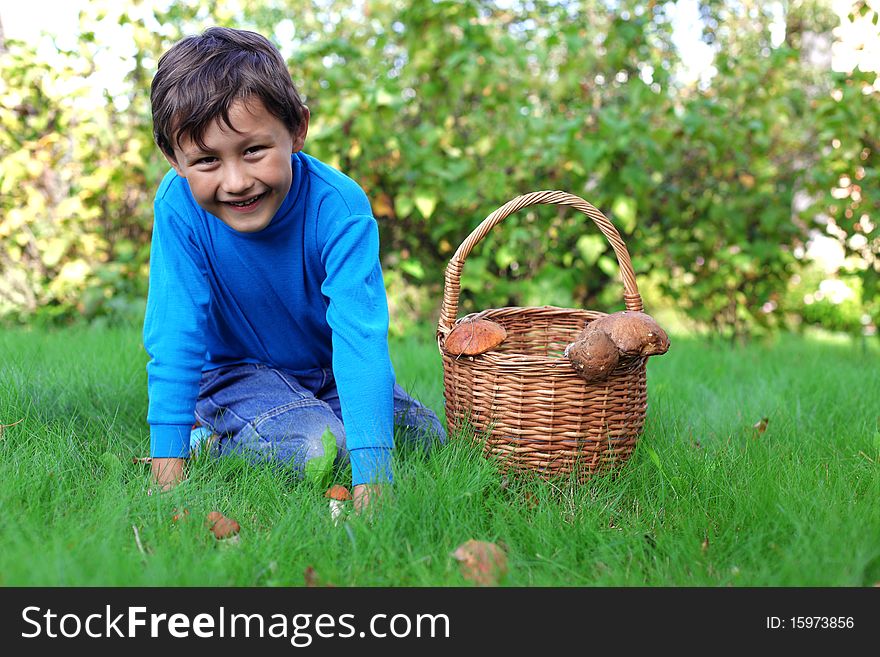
top-left (444, 319), bottom-right (507, 356)
top-left (565, 310), bottom-right (669, 382)
top-left (325, 484), bottom-right (352, 524)
top-left (452, 539), bottom-right (509, 586)
top-left (206, 511), bottom-right (240, 540)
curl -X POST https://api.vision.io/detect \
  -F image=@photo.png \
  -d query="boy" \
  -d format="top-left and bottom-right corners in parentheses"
top-left (145, 26), bottom-right (444, 511)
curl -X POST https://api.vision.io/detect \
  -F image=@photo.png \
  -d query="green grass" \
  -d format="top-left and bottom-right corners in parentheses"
top-left (0, 325), bottom-right (877, 586)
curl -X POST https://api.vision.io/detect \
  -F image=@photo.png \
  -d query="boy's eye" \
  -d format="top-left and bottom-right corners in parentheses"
top-left (245, 145), bottom-right (266, 155)
top-left (195, 157), bottom-right (217, 166)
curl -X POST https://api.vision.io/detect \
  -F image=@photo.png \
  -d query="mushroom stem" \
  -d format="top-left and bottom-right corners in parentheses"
top-left (329, 500), bottom-right (345, 524)
top-left (325, 485), bottom-right (353, 525)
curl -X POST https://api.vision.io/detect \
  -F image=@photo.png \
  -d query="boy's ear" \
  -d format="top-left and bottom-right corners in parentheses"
top-left (291, 106), bottom-right (310, 153)
top-left (163, 149), bottom-right (186, 178)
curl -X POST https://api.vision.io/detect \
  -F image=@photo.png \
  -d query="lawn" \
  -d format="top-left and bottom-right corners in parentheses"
top-left (0, 324), bottom-right (877, 586)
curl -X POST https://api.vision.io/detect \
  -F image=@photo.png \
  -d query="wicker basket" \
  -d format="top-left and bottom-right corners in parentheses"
top-left (437, 190), bottom-right (648, 482)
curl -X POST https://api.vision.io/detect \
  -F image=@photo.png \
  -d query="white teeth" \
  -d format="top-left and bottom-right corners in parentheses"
top-left (228, 194), bottom-right (262, 207)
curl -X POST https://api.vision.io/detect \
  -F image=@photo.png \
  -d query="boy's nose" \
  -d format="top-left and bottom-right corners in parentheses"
top-left (221, 163), bottom-right (254, 195)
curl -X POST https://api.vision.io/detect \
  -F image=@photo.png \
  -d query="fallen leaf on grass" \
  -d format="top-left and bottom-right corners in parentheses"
top-left (171, 508), bottom-right (190, 523)
top-left (303, 565), bottom-right (336, 587)
top-left (451, 540), bottom-right (508, 586)
top-left (522, 491), bottom-right (539, 509)
top-left (701, 535), bottom-right (710, 553)
top-left (752, 417), bottom-right (769, 435)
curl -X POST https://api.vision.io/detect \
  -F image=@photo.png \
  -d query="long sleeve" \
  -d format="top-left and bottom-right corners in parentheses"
top-left (143, 194), bottom-right (211, 457)
top-left (319, 212), bottom-right (394, 485)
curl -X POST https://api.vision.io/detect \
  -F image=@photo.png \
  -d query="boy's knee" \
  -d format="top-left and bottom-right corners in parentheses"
top-left (250, 404), bottom-right (345, 482)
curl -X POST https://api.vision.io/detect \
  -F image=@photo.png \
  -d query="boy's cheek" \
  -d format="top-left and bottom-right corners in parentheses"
top-left (185, 181), bottom-right (213, 208)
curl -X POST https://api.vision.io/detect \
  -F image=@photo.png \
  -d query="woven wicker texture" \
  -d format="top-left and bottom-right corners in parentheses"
top-left (437, 191), bottom-right (648, 482)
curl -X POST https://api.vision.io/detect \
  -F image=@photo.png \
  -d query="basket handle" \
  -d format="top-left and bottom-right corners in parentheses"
top-left (437, 190), bottom-right (643, 335)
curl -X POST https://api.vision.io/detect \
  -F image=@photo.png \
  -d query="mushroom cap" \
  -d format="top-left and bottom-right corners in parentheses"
top-left (210, 517), bottom-right (241, 540)
top-left (205, 511), bottom-right (240, 539)
top-left (587, 311), bottom-right (670, 356)
top-left (444, 319), bottom-right (507, 356)
top-left (325, 484), bottom-right (353, 501)
top-left (451, 539), bottom-right (509, 586)
top-left (564, 329), bottom-right (620, 382)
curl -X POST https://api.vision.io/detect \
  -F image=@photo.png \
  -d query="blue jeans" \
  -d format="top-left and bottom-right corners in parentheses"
top-left (193, 363), bottom-right (445, 478)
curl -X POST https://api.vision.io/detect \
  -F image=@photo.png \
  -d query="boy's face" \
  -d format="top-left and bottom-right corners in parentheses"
top-left (164, 98), bottom-right (309, 233)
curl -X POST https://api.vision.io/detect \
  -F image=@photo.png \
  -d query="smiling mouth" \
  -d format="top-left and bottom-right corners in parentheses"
top-left (224, 193), bottom-right (266, 209)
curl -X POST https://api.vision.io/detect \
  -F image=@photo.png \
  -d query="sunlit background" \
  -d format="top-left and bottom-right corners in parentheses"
top-left (0, 0), bottom-right (878, 340)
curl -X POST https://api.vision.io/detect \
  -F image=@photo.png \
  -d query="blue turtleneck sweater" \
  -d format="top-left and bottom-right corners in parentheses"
top-left (143, 152), bottom-right (393, 485)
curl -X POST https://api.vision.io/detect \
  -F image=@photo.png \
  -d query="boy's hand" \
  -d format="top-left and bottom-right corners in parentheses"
top-left (150, 457), bottom-right (186, 492)
top-left (352, 483), bottom-right (384, 515)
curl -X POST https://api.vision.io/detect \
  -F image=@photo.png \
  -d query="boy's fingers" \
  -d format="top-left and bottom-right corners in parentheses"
top-left (352, 483), bottom-right (385, 514)
top-left (150, 457), bottom-right (186, 491)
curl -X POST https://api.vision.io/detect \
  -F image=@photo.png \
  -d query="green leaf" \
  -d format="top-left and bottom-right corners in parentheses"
top-left (646, 445), bottom-right (662, 471)
top-left (574, 142), bottom-right (605, 171)
top-left (304, 428), bottom-right (338, 488)
top-left (375, 88), bottom-right (395, 106)
top-left (414, 194), bottom-right (437, 219)
top-left (394, 195), bottom-right (414, 218)
top-left (598, 256), bottom-right (619, 277)
top-left (494, 245), bottom-right (516, 269)
top-left (400, 259), bottom-right (425, 280)
top-left (42, 239), bottom-right (69, 268)
top-left (576, 234), bottom-right (605, 265)
top-left (611, 196), bottom-right (637, 233)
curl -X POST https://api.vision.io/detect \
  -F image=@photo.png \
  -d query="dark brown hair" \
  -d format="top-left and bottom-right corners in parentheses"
top-left (150, 26), bottom-right (307, 157)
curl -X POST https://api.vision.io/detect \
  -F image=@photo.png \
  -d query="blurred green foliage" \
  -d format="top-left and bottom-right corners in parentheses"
top-left (786, 266), bottom-right (867, 334)
top-left (0, 0), bottom-right (877, 339)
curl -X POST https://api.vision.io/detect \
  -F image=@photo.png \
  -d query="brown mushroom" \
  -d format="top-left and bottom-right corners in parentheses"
top-left (206, 511), bottom-right (240, 540)
top-left (564, 329), bottom-right (619, 382)
top-left (586, 311), bottom-right (670, 356)
top-left (325, 485), bottom-right (352, 524)
top-left (444, 319), bottom-right (507, 356)
top-left (325, 484), bottom-right (352, 502)
top-left (451, 539), bottom-right (509, 586)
